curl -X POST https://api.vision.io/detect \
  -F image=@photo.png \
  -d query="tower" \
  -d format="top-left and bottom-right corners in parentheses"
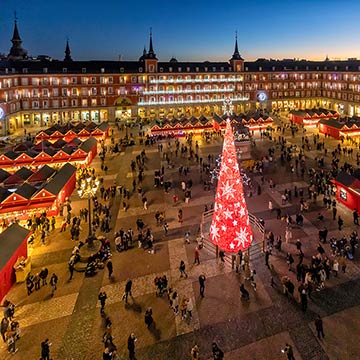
top-left (145, 28), bottom-right (158, 72)
top-left (139, 46), bottom-right (147, 62)
top-left (229, 31), bottom-right (243, 72)
top-left (8, 15), bottom-right (28, 60)
top-left (64, 39), bottom-right (73, 62)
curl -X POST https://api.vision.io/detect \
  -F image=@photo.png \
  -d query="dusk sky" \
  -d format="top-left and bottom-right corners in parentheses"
top-left (0, 0), bottom-right (359, 62)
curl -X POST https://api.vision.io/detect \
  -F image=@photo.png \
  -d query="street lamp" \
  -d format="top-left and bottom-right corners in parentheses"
top-left (77, 175), bottom-right (100, 248)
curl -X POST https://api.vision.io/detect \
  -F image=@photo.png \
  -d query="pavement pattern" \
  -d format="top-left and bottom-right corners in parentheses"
top-left (1, 118), bottom-right (360, 359)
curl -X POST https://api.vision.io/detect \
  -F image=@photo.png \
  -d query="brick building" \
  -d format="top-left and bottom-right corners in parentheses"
top-left (1, 21), bottom-right (360, 135)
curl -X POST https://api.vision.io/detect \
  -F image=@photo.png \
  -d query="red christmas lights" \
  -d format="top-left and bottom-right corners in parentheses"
top-left (210, 119), bottom-right (253, 253)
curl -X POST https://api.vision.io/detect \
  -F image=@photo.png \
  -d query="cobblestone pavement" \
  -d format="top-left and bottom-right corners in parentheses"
top-left (1, 120), bottom-right (360, 359)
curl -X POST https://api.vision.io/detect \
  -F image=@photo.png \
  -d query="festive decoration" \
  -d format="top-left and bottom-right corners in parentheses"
top-left (210, 119), bottom-right (253, 253)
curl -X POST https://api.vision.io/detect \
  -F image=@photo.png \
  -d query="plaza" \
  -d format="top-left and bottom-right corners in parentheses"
top-left (0, 114), bottom-right (360, 359)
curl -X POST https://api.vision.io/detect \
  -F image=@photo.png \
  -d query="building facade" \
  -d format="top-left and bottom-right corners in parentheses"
top-left (1, 22), bottom-right (360, 135)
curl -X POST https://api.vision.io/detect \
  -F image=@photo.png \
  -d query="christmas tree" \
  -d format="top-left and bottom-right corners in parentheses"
top-left (210, 119), bottom-right (253, 253)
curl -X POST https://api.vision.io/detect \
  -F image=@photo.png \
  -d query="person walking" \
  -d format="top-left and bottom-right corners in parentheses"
top-left (98, 291), bottom-right (107, 315)
top-left (300, 289), bottom-right (308, 312)
top-left (127, 333), bottom-right (137, 360)
top-left (338, 216), bottom-right (344, 231)
top-left (194, 247), bottom-right (200, 265)
top-left (315, 315), bottom-right (325, 339)
top-left (40, 338), bottom-right (51, 360)
top-left (39, 267), bottom-right (48, 286)
top-left (0, 317), bottom-right (8, 342)
top-left (353, 209), bottom-right (359, 225)
top-left (49, 273), bottom-right (58, 297)
top-left (282, 343), bottom-right (295, 360)
top-left (250, 269), bottom-right (257, 291)
top-left (265, 249), bottom-right (271, 268)
top-left (191, 344), bottom-right (200, 360)
top-left (144, 307), bottom-right (153, 328)
top-left (107, 259), bottom-right (113, 279)
top-left (286, 253), bottom-right (294, 271)
top-left (212, 342), bottom-right (224, 360)
top-left (199, 274), bottom-right (206, 298)
top-left (68, 260), bottom-right (75, 281)
top-left (123, 279), bottom-right (133, 303)
top-left (186, 297), bottom-right (194, 320)
top-left (332, 206), bottom-right (337, 221)
top-left (179, 260), bottom-right (188, 278)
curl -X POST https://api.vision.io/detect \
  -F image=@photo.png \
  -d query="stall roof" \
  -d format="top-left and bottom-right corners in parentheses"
top-left (0, 169), bottom-right (10, 183)
top-left (15, 183), bottom-right (37, 199)
top-left (14, 168), bottom-right (33, 180)
top-left (97, 122), bottom-right (109, 132)
top-left (0, 223), bottom-right (31, 270)
top-left (79, 137), bottom-right (97, 153)
top-left (0, 187), bottom-right (11, 203)
top-left (27, 165), bottom-right (56, 183)
top-left (44, 163), bottom-right (76, 195)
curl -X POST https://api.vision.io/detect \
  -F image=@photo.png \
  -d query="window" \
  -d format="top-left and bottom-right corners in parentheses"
top-left (100, 87), bottom-right (106, 95)
top-left (62, 68), bottom-right (67, 73)
top-left (178, 67), bottom-right (182, 72)
top-left (159, 67), bottom-right (163, 72)
top-left (53, 88), bottom-right (59, 96)
top-left (82, 99), bottom-right (88, 106)
top-left (100, 68), bottom-right (105, 73)
top-left (71, 99), bottom-right (78, 107)
top-left (53, 100), bottom-right (59, 108)
top-left (72, 88), bottom-right (78, 96)
top-left (43, 101), bottom-right (49, 108)
top-left (187, 67), bottom-right (190, 72)
top-left (131, 76), bottom-right (137, 83)
top-left (32, 101), bottom-right (39, 108)
top-left (120, 67), bottom-right (124, 73)
top-left (91, 77), bottom-right (96, 84)
top-left (32, 78), bottom-right (40, 86)
top-left (43, 89), bottom-right (49, 96)
top-left (108, 87), bottom-right (113, 94)
top-left (169, 67), bottom-right (172, 72)
top-left (62, 88), bottom-right (68, 96)
top-left (108, 77), bottom-right (113, 84)
top-left (32, 89), bottom-right (39, 97)
top-left (100, 77), bottom-right (106, 84)
top-left (196, 67), bottom-right (199, 72)
top-left (22, 68), bottom-right (28, 73)
top-left (212, 67), bottom-right (216, 72)
top-left (101, 98), bottom-right (106, 106)
top-left (81, 88), bottom-right (88, 96)
top-left (139, 67), bottom-right (143, 72)
top-left (91, 87), bottom-right (97, 95)
top-left (62, 100), bottom-right (68, 107)
top-left (149, 65), bottom-right (155, 72)
top-left (21, 78), bottom-right (28, 86)
top-left (62, 77), bottom-right (68, 85)
top-left (42, 78), bottom-right (49, 85)
top-left (43, 68), bottom-right (48, 74)
top-left (71, 77), bottom-right (77, 84)
top-left (91, 98), bottom-right (97, 106)
top-left (82, 68), bottom-right (87, 73)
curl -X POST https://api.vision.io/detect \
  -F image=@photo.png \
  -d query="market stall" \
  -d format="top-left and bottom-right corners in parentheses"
top-left (0, 223), bottom-right (31, 301)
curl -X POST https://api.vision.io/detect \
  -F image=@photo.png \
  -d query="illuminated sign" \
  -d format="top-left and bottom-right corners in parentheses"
top-left (340, 188), bottom-right (347, 201)
top-left (257, 92), bottom-right (267, 102)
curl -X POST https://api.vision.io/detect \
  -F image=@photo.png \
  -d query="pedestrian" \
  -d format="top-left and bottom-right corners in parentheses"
top-left (40, 338), bottom-right (51, 360)
top-left (39, 267), bottom-right (48, 286)
top-left (338, 215), bottom-right (343, 230)
top-left (250, 269), bottom-right (257, 291)
top-left (300, 289), bottom-right (307, 312)
top-left (191, 344), bottom-right (200, 360)
top-left (123, 279), bottom-right (133, 303)
top-left (265, 249), bottom-right (270, 268)
top-left (49, 273), bottom-right (58, 297)
top-left (178, 209), bottom-right (183, 224)
top-left (332, 259), bottom-right (339, 277)
top-left (194, 246), bottom-right (200, 265)
top-left (354, 209), bottom-right (359, 225)
top-left (212, 342), bottom-right (224, 360)
top-left (163, 221), bottom-right (169, 235)
top-left (240, 283), bottom-right (250, 301)
top-left (315, 315), bottom-right (325, 339)
top-left (282, 343), bottom-right (295, 360)
top-left (144, 307), bottom-right (153, 328)
top-left (179, 260), bottom-right (188, 278)
top-left (98, 291), bottom-right (107, 315)
top-left (219, 249), bottom-right (225, 265)
top-left (235, 250), bottom-right (242, 272)
top-left (127, 333), bottom-right (137, 360)
top-left (51, 216), bottom-right (56, 231)
top-left (0, 317), bottom-right (8, 342)
top-left (68, 261), bottom-right (75, 281)
top-left (286, 252), bottom-right (294, 271)
top-left (199, 274), bottom-right (206, 298)
top-left (107, 259), bottom-right (113, 279)
top-left (186, 297), bottom-right (193, 319)
top-left (332, 206), bottom-right (337, 220)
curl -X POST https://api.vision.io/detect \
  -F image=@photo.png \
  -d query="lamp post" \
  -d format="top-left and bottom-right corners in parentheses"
top-left (77, 175), bottom-right (100, 248)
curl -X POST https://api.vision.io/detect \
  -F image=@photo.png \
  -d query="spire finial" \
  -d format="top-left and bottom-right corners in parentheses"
top-left (147, 27), bottom-right (156, 59)
top-left (235, 30), bottom-right (238, 40)
top-left (14, 11), bottom-right (18, 22)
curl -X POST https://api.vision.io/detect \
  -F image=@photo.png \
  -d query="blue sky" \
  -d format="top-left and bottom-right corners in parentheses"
top-left (0, 0), bottom-right (359, 61)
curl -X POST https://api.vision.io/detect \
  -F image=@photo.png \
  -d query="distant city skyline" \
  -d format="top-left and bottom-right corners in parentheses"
top-left (0, 0), bottom-right (359, 62)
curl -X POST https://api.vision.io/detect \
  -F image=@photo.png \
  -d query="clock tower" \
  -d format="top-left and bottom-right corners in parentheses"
top-left (229, 32), bottom-right (244, 72)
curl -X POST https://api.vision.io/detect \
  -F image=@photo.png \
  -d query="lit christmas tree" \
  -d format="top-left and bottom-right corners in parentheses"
top-left (210, 119), bottom-right (253, 253)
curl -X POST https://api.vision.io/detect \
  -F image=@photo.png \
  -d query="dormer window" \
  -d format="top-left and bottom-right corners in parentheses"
top-left (159, 67), bottom-right (163, 72)
top-left (82, 68), bottom-right (87, 73)
top-left (101, 68), bottom-right (105, 73)
top-left (259, 67), bottom-right (262, 71)
top-left (178, 67), bottom-right (182, 72)
top-left (139, 67), bottom-right (143, 72)
top-left (63, 68), bottom-right (67, 73)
